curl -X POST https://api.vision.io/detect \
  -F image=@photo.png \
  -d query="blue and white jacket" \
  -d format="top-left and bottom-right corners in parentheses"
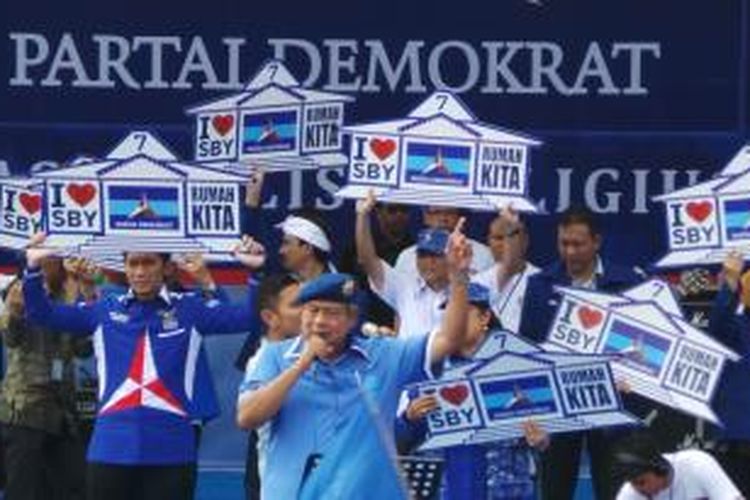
top-left (23, 269), bottom-right (256, 465)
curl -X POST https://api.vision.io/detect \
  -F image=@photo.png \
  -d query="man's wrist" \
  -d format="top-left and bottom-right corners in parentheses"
top-left (450, 270), bottom-right (470, 286)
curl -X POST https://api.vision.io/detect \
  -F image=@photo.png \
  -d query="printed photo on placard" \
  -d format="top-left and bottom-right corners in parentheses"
top-left (106, 184), bottom-right (182, 232)
top-left (721, 196), bottom-right (750, 244)
top-left (602, 319), bottom-right (673, 377)
top-left (241, 109), bottom-right (298, 155)
top-left (403, 141), bottom-right (473, 189)
top-left (477, 372), bottom-right (558, 421)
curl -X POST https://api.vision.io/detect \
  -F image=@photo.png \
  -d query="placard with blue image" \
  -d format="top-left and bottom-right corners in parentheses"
top-left (478, 373), bottom-right (558, 420)
top-left (602, 319), bottom-right (672, 377)
top-left (242, 109), bottom-right (298, 154)
top-left (107, 184), bottom-right (181, 232)
top-left (403, 141), bottom-right (472, 189)
top-left (723, 196), bottom-right (750, 242)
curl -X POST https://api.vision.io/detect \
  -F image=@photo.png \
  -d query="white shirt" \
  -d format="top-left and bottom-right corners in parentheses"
top-left (371, 260), bottom-right (449, 338)
top-left (472, 262), bottom-right (540, 334)
top-left (394, 237), bottom-right (494, 276)
top-left (616, 449), bottom-right (742, 500)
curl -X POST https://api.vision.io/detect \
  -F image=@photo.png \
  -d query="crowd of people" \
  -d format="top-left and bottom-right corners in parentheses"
top-left (0, 172), bottom-right (747, 500)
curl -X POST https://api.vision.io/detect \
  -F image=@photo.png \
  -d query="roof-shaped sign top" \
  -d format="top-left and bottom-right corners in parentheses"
top-left (720, 144), bottom-right (750, 177)
top-left (244, 60), bottom-right (300, 90)
top-left (337, 91), bottom-right (543, 212)
top-left (408, 92), bottom-right (477, 121)
top-left (107, 131), bottom-right (178, 161)
top-left (186, 60), bottom-right (353, 172)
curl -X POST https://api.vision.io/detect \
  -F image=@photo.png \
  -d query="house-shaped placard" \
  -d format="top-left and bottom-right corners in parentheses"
top-left (186, 60), bottom-right (354, 173)
top-left (0, 178), bottom-right (45, 250)
top-left (414, 348), bottom-right (636, 451)
top-left (543, 278), bottom-right (739, 423)
top-left (336, 91), bottom-right (542, 212)
top-left (31, 131), bottom-right (248, 269)
top-left (653, 146), bottom-right (750, 267)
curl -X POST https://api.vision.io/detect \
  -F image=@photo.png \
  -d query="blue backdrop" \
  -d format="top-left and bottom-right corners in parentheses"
top-left (0, 0), bottom-right (748, 469)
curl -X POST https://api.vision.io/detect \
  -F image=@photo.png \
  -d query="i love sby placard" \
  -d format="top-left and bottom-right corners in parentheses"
top-left (543, 279), bottom-right (739, 423)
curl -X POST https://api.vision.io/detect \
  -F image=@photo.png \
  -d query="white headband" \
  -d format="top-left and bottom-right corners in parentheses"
top-left (276, 216), bottom-right (331, 253)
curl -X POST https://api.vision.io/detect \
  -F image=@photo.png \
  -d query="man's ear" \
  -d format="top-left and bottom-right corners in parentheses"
top-left (260, 309), bottom-right (277, 329)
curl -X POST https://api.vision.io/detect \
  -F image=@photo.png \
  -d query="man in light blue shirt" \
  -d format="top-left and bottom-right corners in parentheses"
top-left (237, 223), bottom-right (472, 500)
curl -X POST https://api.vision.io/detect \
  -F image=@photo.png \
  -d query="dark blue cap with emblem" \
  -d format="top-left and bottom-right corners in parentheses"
top-left (294, 273), bottom-right (358, 305)
top-left (416, 228), bottom-right (450, 256)
top-left (467, 282), bottom-right (491, 307)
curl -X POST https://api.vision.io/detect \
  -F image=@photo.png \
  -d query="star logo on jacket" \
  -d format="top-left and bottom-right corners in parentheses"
top-left (99, 331), bottom-right (186, 417)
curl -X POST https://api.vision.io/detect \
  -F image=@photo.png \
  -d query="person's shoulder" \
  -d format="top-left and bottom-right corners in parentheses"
top-left (614, 482), bottom-right (644, 500)
top-left (601, 260), bottom-right (646, 287)
top-left (530, 261), bottom-right (566, 285)
top-left (670, 448), bottom-right (716, 468)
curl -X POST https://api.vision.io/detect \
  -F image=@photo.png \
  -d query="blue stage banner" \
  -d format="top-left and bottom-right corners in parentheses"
top-left (0, 0), bottom-right (748, 469)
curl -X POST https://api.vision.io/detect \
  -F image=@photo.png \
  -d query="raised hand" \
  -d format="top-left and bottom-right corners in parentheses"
top-left (722, 251), bottom-right (744, 292)
top-left (446, 217), bottom-right (472, 277)
top-left (522, 419), bottom-right (550, 451)
top-left (232, 235), bottom-right (267, 270)
top-left (244, 167), bottom-right (266, 208)
top-left (25, 233), bottom-right (58, 269)
top-left (177, 253), bottom-right (214, 289)
top-left (355, 189), bottom-right (377, 216)
top-left (405, 395), bottom-right (440, 422)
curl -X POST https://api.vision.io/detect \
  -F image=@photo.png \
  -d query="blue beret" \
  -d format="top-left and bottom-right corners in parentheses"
top-left (294, 273), bottom-right (358, 305)
top-left (416, 228), bottom-right (450, 255)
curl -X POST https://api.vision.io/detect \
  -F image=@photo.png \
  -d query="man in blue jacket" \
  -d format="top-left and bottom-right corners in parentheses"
top-left (22, 236), bottom-right (262, 500)
top-left (518, 206), bottom-right (644, 500)
top-left (707, 251), bottom-right (750, 497)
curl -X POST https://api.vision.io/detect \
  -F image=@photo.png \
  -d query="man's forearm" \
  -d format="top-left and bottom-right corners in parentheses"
top-left (237, 359), bottom-right (310, 429)
top-left (355, 213), bottom-right (384, 288)
top-left (430, 273), bottom-right (469, 362)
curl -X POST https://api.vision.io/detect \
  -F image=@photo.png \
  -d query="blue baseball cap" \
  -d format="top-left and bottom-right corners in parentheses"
top-left (467, 282), bottom-right (491, 308)
top-left (294, 273), bottom-right (358, 305)
top-left (416, 228), bottom-right (450, 256)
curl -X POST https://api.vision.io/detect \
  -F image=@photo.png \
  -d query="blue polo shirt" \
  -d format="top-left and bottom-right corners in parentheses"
top-left (240, 332), bottom-right (436, 500)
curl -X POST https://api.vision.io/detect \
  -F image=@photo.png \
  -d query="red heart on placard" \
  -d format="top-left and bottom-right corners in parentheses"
top-left (370, 138), bottom-right (396, 161)
top-left (439, 384), bottom-right (469, 406)
top-left (66, 183), bottom-right (96, 207)
top-left (577, 306), bottom-right (603, 329)
top-left (685, 201), bottom-right (712, 223)
top-left (19, 193), bottom-right (41, 215)
top-left (212, 115), bottom-right (235, 137)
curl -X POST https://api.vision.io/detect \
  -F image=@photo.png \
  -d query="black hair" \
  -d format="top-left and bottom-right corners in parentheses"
top-left (257, 273), bottom-right (300, 316)
top-left (613, 430), bottom-right (671, 480)
top-left (558, 206), bottom-right (601, 237)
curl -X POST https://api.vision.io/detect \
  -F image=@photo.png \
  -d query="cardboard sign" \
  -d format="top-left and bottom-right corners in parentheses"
top-left (543, 279), bottom-right (739, 423)
top-left (15, 130), bottom-right (248, 269)
top-left (336, 91), bottom-right (542, 212)
top-left (654, 146), bottom-right (750, 267)
top-left (186, 60), bottom-right (353, 172)
top-left (413, 333), bottom-right (636, 451)
top-left (0, 179), bottom-right (45, 249)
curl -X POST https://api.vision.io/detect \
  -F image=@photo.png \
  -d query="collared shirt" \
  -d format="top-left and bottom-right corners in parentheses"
top-left (571, 257), bottom-right (605, 290)
top-left (370, 260), bottom-right (449, 337)
top-left (394, 237), bottom-right (495, 276)
top-left (240, 332), bottom-right (437, 500)
top-left (472, 262), bottom-right (541, 334)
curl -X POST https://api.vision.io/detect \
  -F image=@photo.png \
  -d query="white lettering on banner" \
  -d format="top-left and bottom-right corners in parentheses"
top-left (9, 32), bottom-right (661, 96)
